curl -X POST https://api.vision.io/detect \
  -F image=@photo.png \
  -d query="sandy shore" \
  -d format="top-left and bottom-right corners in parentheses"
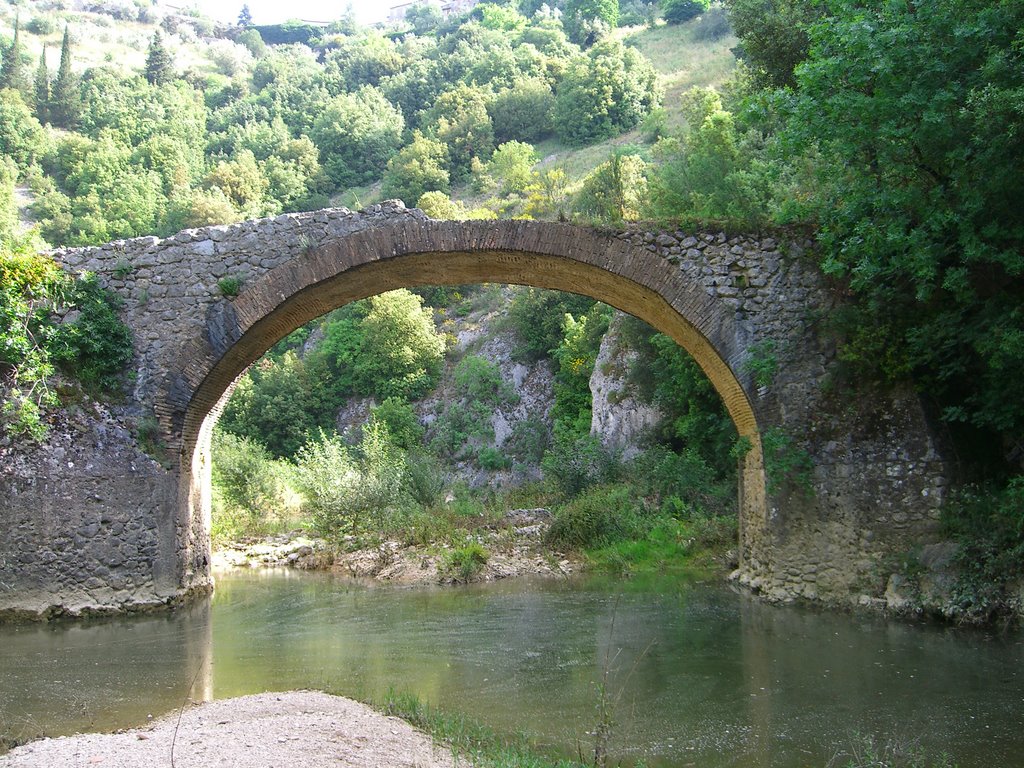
top-left (0, 691), bottom-right (455, 767)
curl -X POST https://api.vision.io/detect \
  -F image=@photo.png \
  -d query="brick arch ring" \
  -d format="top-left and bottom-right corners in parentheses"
top-left (157, 216), bottom-right (767, 578)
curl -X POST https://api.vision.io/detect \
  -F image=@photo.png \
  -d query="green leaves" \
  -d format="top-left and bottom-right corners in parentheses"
top-left (786, 0), bottom-right (1024, 451)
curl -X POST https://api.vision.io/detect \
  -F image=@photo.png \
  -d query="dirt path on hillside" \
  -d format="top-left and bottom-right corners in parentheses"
top-left (0, 691), bottom-right (456, 768)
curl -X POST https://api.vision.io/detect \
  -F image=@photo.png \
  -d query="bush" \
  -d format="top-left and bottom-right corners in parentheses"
top-left (438, 542), bottom-right (489, 583)
top-left (546, 484), bottom-right (647, 549)
top-left (541, 432), bottom-right (618, 498)
top-left (311, 87), bottom-right (404, 188)
top-left (369, 397), bottom-right (424, 451)
top-left (1, 245), bottom-right (133, 439)
top-left (662, 0), bottom-right (710, 25)
top-left (381, 131), bottom-right (450, 205)
top-left (943, 477), bottom-right (1024, 621)
top-left (293, 425), bottom-right (413, 541)
top-left (503, 418), bottom-right (550, 464)
top-left (477, 446), bottom-right (512, 470)
top-left (488, 79), bottom-right (555, 144)
top-left (25, 16), bottom-right (58, 35)
top-left (691, 4), bottom-right (731, 40)
top-left (211, 428), bottom-right (291, 541)
top-left (553, 40), bottom-right (661, 146)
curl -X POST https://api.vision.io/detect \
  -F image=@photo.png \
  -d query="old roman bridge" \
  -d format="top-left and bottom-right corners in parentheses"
top-left (0, 202), bottom-right (948, 617)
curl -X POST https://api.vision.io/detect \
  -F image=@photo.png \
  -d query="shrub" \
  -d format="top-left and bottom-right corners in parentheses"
top-left (553, 40), bottom-right (660, 146)
top-left (662, 0), bottom-right (710, 25)
top-left (488, 79), bottom-right (555, 144)
top-left (211, 428), bottom-right (290, 540)
top-left (369, 397), bottom-right (424, 451)
top-left (477, 446), bottom-right (512, 470)
top-left (25, 16), bottom-right (58, 36)
top-left (439, 542), bottom-right (489, 583)
top-left (1, 245), bottom-right (133, 439)
top-left (311, 87), bottom-right (404, 188)
top-left (541, 432), bottom-right (618, 498)
top-left (293, 425), bottom-right (413, 541)
top-left (691, 4), bottom-right (731, 40)
top-left (503, 418), bottom-right (550, 464)
top-left (218, 276), bottom-right (242, 297)
top-left (546, 484), bottom-right (647, 549)
top-left (943, 477), bottom-right (1024, 621)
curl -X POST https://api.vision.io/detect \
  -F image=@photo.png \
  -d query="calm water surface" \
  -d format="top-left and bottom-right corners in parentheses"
top-left (1, 569), bottom-right (1022, 766)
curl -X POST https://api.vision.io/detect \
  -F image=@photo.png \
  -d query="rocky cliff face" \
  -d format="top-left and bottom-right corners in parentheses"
top-left (589, 312), bottom-right (663, 459)
top-left (335, 286), bottom-right (557, 488)
top-left (332, 294), bottom-right (663, 488)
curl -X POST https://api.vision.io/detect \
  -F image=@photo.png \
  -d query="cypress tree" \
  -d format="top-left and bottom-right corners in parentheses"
top-left (33, 47), bottom-right (49, 125)
top-left (50, 26), bottom-right (79, 129)
top-left (238, 4), bottom-right (254, 27)
top-left (0, 14), bottom-right (29, 96)
top-left (144, 30), bottom-right (174, 85)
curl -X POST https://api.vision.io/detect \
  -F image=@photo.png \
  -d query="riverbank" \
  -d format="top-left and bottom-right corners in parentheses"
top-left (0, 691), bottom-right (456, 767)
top-left (212, 508), bottom-right (580, 585)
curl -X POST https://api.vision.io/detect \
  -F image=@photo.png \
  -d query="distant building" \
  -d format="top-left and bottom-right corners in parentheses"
top-left (388, 0), bottom-right (479, 24)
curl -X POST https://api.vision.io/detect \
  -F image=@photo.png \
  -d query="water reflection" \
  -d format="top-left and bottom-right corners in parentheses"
top-left (0, 569), bottom-right (1021, 767)
top-left (0, 600), bottom-right (212, 745)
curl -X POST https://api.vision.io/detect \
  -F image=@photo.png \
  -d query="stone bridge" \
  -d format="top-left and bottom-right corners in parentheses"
top-left (0, 202), bottom-right (948, 617)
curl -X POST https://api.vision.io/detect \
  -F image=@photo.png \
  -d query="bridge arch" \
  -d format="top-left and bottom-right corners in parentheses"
top-left (160, 217), bottom-right (768, 591)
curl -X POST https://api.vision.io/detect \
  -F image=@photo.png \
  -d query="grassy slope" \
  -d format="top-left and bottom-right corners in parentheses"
top-left (0, 4), bottom-right (214, 76)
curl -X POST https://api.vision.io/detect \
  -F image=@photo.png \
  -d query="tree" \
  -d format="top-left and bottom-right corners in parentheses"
top-left (144, 31), bottom-right (175, 86)
top-left (553, 40), bottom-right (661, 145)
top-left (311, 87), bottom-right (405, 188)
top-left (237, 3), bottom-right (254, 26)
top-left (352, 290), bottom-right (446, 400)
top-left (405, 2), bottom-right (444, 35)
top-left (786, 0), bottom-right (1024, 467)
top-left (381, 131), bottom-right (450, 205)
top-left (563, 0), bottom-right (619, 46)
top-left (0, 89), bottom-right (47, 172)
top-left (220, 352), bottom-right (322, 458)
top-left (480, 140), bottom-right (538, 195)
top-left (722, 0), bottom-right (821, 87)
top-left (49, 27), bottom-right (80, 129)
top-left (575, 151), bottom-right (648, 224)
top-left (0, 15), bottom-right (29, 97)
top-left (33, 49), bottom-right (49, 125)
top-left (203, 149), bottom-right (271, 219)
top-left (662, 0), bottom-right (709, 25)
top-left (423, 84), bottom-right (495, 180)
top-left (648, 87), bottom-right (772, 224)
top-left (488, 78), bottom-right (555, 144)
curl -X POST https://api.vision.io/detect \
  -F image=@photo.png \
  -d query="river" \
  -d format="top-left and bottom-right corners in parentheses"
top-left (1, 569), bottom-right (1021, 766)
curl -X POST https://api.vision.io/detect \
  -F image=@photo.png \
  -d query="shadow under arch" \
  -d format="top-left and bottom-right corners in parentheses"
top-left (161, 218), bottom-right (767, 577)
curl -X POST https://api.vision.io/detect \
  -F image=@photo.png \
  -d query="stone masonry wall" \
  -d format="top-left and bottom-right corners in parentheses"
top-left (0, 204), bottom-right (952, 617)
top-left (0, 403), bottom-right (206, 618)
top-left (615, 227), bottom-right (948, 603)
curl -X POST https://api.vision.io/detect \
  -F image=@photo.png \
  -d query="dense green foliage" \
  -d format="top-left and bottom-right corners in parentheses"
top-left (221, 289), bottom-right (445, 456)
top-left (0, 239), bottom-right (132, 439)
top-left (662, 0), bottom-right (710, 26)
top-left (789, 1), bottom-right (1024, 459)
top-left (4, 3), bottom-right (664, 252)
top-left (553, 39), bottom-right (661, 145)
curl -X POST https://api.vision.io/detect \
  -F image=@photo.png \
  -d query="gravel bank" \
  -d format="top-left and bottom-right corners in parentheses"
top-left (0, 691), bottom-right (456, 768)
